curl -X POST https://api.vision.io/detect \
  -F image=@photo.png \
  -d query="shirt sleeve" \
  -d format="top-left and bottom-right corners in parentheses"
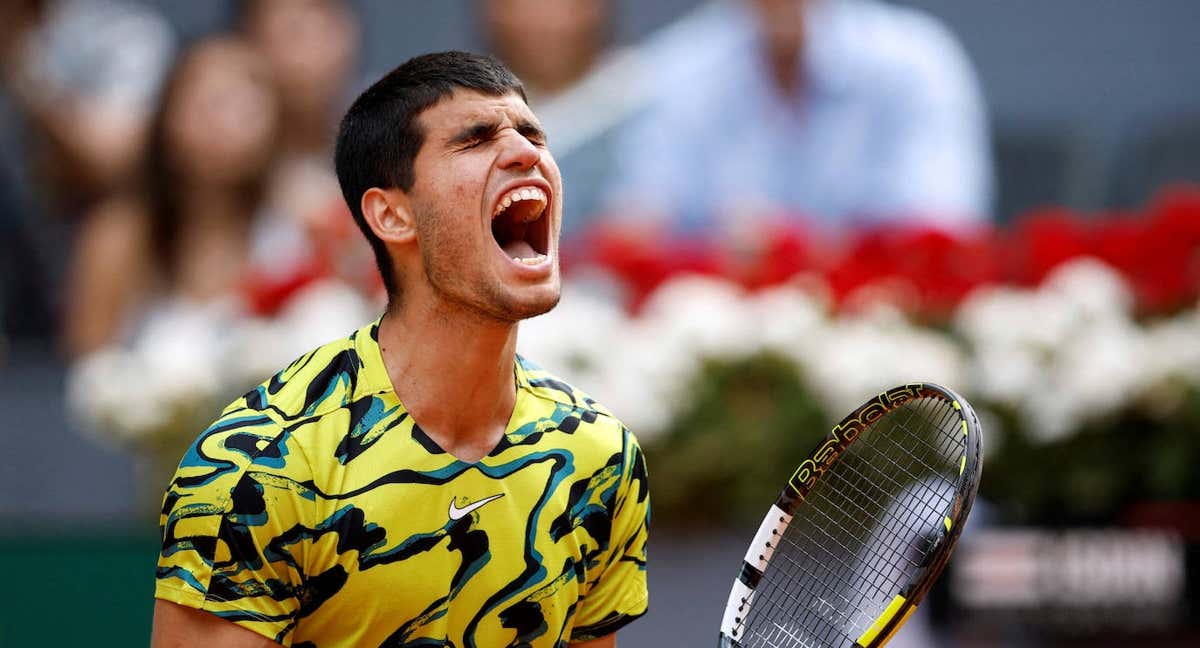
top-left (155, 409), bottom-right (314, 646)
top-left (570, 427), bottom-right (650, 641)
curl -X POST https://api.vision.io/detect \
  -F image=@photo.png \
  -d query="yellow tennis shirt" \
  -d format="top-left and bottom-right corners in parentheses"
top-left (155, 320), bottom-right (649, 646)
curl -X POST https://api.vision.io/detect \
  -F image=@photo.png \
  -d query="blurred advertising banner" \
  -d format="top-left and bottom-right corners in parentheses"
top-left (951, 529), bottom-right (1190, 637)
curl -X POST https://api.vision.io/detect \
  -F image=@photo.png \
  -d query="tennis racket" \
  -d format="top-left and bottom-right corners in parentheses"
top-left (718, 382), bottom-right (982, 648)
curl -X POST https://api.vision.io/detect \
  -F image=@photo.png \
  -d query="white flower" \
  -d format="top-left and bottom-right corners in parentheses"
top-left (1042, 257), bottom-right (1134, 324)
top-left (1138, 309), bottom-right (1200, 418)
top-left (1051, 319), bottom-right (1147, 417)
top-left (968, 343), bottom-right (1044, 407)
top-left (638, 275), bottom-right (758, 361)
top-left (133, 298), bottom-right (236, 408)
top-left (750, 284), bottom-right (830, 364)
top-left (228, 318), bottom-right (296, 386)
top-left (1024, 387), bottom-right (1077, 444)
top-left (955, 287), bottom-right (1073, 351)
top-left (1142, 311), bottom-right (1200, 385)
top-left (277, 280), bottom-right (375, 352)
top-left (518, 286), bottom-right (681, 439)
top-left (518, 286), bottom-right (625, 382)
top-left (807, 312), bottom-right (967, 416)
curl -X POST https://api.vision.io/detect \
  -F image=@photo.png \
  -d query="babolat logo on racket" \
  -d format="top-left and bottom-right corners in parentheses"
top-left (788, 384), bottom-right (926, 494)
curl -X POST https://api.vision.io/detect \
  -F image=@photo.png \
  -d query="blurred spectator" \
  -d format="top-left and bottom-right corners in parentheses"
top-left (605, 0), bottom-right (993, 236)
top-left (63, 37), bottom-right (280, 357)
top-left (482, 0), bottom-right (610, 103)
top-left (6, 0), bottom-right (175, 206)
top-left (239, 0), bottom-right (375, 300)
top-left (0, 1), bottom-right (46, 344)
top-left (0, 0), bottom-right (175, 343)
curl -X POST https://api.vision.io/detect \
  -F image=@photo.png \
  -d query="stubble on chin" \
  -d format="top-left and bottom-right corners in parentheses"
top-left (416, 209), bottom-right (561, 324)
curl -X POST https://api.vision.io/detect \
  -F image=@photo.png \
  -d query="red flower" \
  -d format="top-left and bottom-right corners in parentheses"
top-left (1006, 207), bottom-right (1092, 285)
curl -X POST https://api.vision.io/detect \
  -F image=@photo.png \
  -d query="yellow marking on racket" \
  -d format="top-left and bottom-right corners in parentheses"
top-left (959, 455), bottom-right (966, 476)
top-left (961, 420), bottom-right (968, 437)
top-left (855, 594), bottom-right (909, 647)
top-left (944, 516), bottom-right (953, 532)
top-left (873, 604), bottom-right (917, 647)
top-left (952, 400), bottom-right (961, 411)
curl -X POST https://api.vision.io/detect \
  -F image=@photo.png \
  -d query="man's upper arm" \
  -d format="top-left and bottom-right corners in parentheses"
top-left (155, 409), bottom-right (313, 646)
top-left (152, 600), bottom-right (281, 648)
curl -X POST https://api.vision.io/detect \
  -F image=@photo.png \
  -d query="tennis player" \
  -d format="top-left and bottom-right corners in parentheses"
top-left (151, 51), bottom-right (649, 648)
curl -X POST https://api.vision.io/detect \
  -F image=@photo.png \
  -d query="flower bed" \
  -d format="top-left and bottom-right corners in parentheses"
top-left (533, 185), bottom-right (1200, 525)
top-left (71, 186), bottom-right (1200, 524)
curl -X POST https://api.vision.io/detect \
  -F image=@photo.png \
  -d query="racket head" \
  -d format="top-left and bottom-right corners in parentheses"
top-left (718, 383), bottom-right (983, 648)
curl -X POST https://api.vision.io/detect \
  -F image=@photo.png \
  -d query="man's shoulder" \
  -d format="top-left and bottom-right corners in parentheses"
top-left (516, 355), bottom-right (625, 430)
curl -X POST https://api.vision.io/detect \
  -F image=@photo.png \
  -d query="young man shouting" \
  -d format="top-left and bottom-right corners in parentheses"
top-left (151, 51), bottom-right (649, 648)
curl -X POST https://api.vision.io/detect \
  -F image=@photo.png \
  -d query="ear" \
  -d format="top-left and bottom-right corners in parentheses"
top-left (361, 187), bottom-right (417, 245)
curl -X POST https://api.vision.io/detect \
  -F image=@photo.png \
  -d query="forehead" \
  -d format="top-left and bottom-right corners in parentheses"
top-left (417, 89), bottom-right (537, 137)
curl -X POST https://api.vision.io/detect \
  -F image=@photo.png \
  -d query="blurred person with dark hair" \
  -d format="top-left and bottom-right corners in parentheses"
top-left (151, 50), bottom-right (648, 648)
top-left (239, 0), bottom-right (375, 302)
top-left (0, 0), bottom-right (50, 344)
top-left (6, 0), bottom-right (175, 205)
top-left (482, 0), bottom-right (610, 103)
top-left (0, 0), bottom-right (174, 343)
top-left (63, 37), bottom-right (280, 357)
top-left (240, 0), bottom-right (356, 160)
top-left (605, 0), bottom-right (992, 235)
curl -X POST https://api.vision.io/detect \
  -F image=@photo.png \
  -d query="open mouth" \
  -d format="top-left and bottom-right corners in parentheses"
top-left (491, 185), bottom-right (550, 265)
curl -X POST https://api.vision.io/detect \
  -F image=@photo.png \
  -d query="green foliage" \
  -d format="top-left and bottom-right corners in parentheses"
top-left (643, 352), bottom-right (1200, 528)
top-left (643, 352), bottom-right (830, 527)
top-left (980, 386), bottom-right (1200, 524)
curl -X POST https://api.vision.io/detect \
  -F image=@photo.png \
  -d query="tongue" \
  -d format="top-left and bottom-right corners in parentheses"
top-left (502, 239), bottom-right (538, 259)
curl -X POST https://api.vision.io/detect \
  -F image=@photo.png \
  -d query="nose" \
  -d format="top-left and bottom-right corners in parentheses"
top-left (497, 129), bottom-right (541, 171)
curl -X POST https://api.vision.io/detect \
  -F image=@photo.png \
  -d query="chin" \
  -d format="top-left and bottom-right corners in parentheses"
top-left (506, 282), bottom-right (562, 321)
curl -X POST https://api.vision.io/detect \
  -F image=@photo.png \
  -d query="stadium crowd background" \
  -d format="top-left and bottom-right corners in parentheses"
top-left (1, 1), bottom-right (1199, 646)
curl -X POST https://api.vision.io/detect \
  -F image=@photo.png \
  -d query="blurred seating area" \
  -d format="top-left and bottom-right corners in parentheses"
top-left (2, 1), bottom-right (1200, 646)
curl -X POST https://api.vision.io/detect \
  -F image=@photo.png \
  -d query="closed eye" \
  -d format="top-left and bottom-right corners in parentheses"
top-left (517, 123), bottom-right (547, 146)
top-left (450, 121), bottom-right (501, 150)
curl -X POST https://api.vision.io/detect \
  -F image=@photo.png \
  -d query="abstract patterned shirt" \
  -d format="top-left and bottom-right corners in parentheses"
top-left (155, 319), bottom-right (650, 647)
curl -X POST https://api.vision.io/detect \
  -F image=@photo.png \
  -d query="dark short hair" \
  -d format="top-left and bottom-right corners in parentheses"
top-left (334, 50), bottom-right (526, 299)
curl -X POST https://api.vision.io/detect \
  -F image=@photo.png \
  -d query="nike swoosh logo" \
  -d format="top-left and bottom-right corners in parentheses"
top-left (448, 493), bottom-right (505, 521)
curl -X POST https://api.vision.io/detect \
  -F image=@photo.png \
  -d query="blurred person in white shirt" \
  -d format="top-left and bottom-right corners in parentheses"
top-left (604, 0), bottom-right (992, 238)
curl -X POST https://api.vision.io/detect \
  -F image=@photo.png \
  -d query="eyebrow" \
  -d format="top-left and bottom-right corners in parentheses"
top-left (448, 120), bottom-right (501, 147)
top-left (448, 118), bottom-right (546, 147)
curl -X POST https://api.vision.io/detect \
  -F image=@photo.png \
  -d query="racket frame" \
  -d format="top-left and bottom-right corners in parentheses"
top-left (718, 382), bottom-right (983, 648)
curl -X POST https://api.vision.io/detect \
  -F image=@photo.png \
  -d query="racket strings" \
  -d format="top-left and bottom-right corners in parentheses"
top-left (737, 397), bottom-right (965, 647)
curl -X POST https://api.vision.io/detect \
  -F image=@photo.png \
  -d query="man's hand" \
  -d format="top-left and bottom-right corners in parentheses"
top-left (151, 600), bottom-right (280, 648)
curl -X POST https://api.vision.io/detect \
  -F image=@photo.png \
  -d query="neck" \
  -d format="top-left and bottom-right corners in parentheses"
top-left (377, 298), bottom-right (519, 463)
